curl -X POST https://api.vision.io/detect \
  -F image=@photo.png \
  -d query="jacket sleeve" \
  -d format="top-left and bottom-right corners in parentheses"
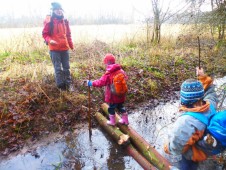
top-left (65, 20), bottom-right (74, 50)
top-left (199, 75), bottom-right (218, 108)
top-left (92, 74), bottom-right (110, 87)
top-left (42, 23), bottom-right (51, 43)
top-left (166, 115), bottom-right (206, 158)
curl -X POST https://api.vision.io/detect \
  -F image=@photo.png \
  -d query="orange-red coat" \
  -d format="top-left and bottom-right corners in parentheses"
top-left (42, 17), bottom-right (74, 51)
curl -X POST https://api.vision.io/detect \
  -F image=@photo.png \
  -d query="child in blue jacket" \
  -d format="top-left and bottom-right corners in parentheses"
top-left (164, 67), bottom-right (224, 170)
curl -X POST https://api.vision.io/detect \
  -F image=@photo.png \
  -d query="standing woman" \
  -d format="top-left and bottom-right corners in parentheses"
top-left (42, 2), bottom-right (75, 91)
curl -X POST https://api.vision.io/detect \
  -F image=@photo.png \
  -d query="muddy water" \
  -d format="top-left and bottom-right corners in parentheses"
top-left (0, 76), bottom-right (225, 170)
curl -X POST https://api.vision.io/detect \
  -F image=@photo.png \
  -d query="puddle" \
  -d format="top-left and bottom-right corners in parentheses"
top-left (0, 76), bottom-right (225, 170)
top-left (0, 128), bottom-right (142, 170)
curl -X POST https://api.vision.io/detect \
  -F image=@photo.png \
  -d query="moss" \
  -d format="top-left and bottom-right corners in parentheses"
top-left (147, 79), bottom-right (158, 92)
top-left (153, 71), bottom-right (165, 79)
top-left (174, 56), bottom-right (185, 66)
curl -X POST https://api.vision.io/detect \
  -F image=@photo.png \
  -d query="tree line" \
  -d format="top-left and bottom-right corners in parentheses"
top-left (0, 14), bottom-right (131, 28)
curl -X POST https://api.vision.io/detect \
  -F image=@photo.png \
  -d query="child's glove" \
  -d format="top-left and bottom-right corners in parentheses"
top-left (196, 67), bottom-right (205, 76)
top-left (86, 80), bottom-right (92, 86)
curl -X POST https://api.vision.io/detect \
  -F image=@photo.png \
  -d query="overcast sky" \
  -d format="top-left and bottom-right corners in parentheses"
top-left (1, 0), bottom-right (151, 19)
top-left (1, 0), bottom-right (211, 20)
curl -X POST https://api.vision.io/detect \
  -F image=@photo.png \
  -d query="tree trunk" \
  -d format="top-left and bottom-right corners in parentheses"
top-left (158, 24), bottom-right (161, 43)
top-left (221, 22), bottom-right (225, 40)
top-left (151, 26), bottom-right (155, 42)
top-left (210, 0), bottom-right (215, 40)
top-left (151, 0), bottom-right (161, 44)
top-left (152, 20), bottom-right (161, 44)
top-left (101, 103), bottom-right (171, 170)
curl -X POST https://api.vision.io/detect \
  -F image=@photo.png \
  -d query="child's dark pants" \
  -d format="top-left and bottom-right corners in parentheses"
top-left (108, 103), bottom-right (126, 115)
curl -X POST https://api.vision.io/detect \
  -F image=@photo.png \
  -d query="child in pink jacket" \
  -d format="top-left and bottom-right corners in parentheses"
top-left (87, 53), bottom-right (129, 126)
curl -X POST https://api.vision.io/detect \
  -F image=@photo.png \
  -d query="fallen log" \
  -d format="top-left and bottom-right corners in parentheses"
top-left (126, 144), bottom-right (156, 170)
top-left (95, 112), bottom-right (130, 145)
top-left (101, 103), bottom-right (171, 170)
top-left (95, 112), bottom-right (155, 169)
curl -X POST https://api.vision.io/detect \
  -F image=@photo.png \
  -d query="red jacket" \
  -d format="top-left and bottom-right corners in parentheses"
top-left (42, 17), bottom-right (74, 51)
top-left (92, 64), bottom-right (127, 104)
top-left (43, 15), bottom-right (51, 26)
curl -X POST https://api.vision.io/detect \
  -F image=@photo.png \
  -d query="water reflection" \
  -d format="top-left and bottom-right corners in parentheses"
top-left (0, 128), bottom-right (141, 170)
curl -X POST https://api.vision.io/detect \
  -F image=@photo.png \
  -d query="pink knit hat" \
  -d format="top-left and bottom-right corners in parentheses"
top-left (103, 53), bottom-right (115, 65)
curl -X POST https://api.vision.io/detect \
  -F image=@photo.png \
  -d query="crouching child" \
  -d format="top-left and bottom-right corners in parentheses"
top-left (164, 67), bottom-right (226, 170)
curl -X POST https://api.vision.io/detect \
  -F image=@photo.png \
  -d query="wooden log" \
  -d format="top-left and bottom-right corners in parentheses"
top-left (101, 103), bottom-right (171, 170)
top-left (95, 112), bottom-right (155, 169)
top-left (95, 112), bottom-right (130, 145)
top-left (126, 144), bottom-right (156, 170)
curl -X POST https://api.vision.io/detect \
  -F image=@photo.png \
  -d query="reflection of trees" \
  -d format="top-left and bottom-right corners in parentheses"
top-left (62, 134), bottom-right (86, 169)
top-left (107, 143), bottom-right (126, 170)
top-left (61, 130), bottom-right (127, 169)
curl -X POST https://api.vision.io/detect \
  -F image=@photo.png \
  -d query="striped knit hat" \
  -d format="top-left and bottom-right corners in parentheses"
top-left (180, 79), bottom-right (204, 106)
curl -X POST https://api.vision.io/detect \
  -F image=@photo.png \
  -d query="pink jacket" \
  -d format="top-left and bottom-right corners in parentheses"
top-left (92, 64), bottom-right (127, 104)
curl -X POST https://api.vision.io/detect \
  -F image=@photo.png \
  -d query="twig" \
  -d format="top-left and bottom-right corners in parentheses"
top-left (62, 95), bottom-right (76, 107)
top-left (37, 83), bottom-right (51, 102)
top-left (88, 74), bottom-right (92, 131)
top-left (153, 122), bottom-right (174, 145)
top-left (197, 36), bottom-right (201, 69)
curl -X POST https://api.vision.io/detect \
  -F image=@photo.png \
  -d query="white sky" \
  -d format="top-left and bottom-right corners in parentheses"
top-left (1, 0), bottom-right (211, 20)
top-left (1, 0), bottom-right (151, 19)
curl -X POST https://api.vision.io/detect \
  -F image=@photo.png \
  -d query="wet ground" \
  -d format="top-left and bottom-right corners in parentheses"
top-left (0, 76), bottom-right (225, 170)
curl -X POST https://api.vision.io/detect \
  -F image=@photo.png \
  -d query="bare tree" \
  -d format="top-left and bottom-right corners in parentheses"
top-left (151, 0), bottom-right (161, 43)
top-left (150, 0), bottom-right (191, 43)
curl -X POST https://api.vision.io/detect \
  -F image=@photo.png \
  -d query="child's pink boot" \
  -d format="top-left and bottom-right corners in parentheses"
top-left (119, 112), bottom-right (129, 125)
top-left (107, 114), bottom-right (116, 126)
